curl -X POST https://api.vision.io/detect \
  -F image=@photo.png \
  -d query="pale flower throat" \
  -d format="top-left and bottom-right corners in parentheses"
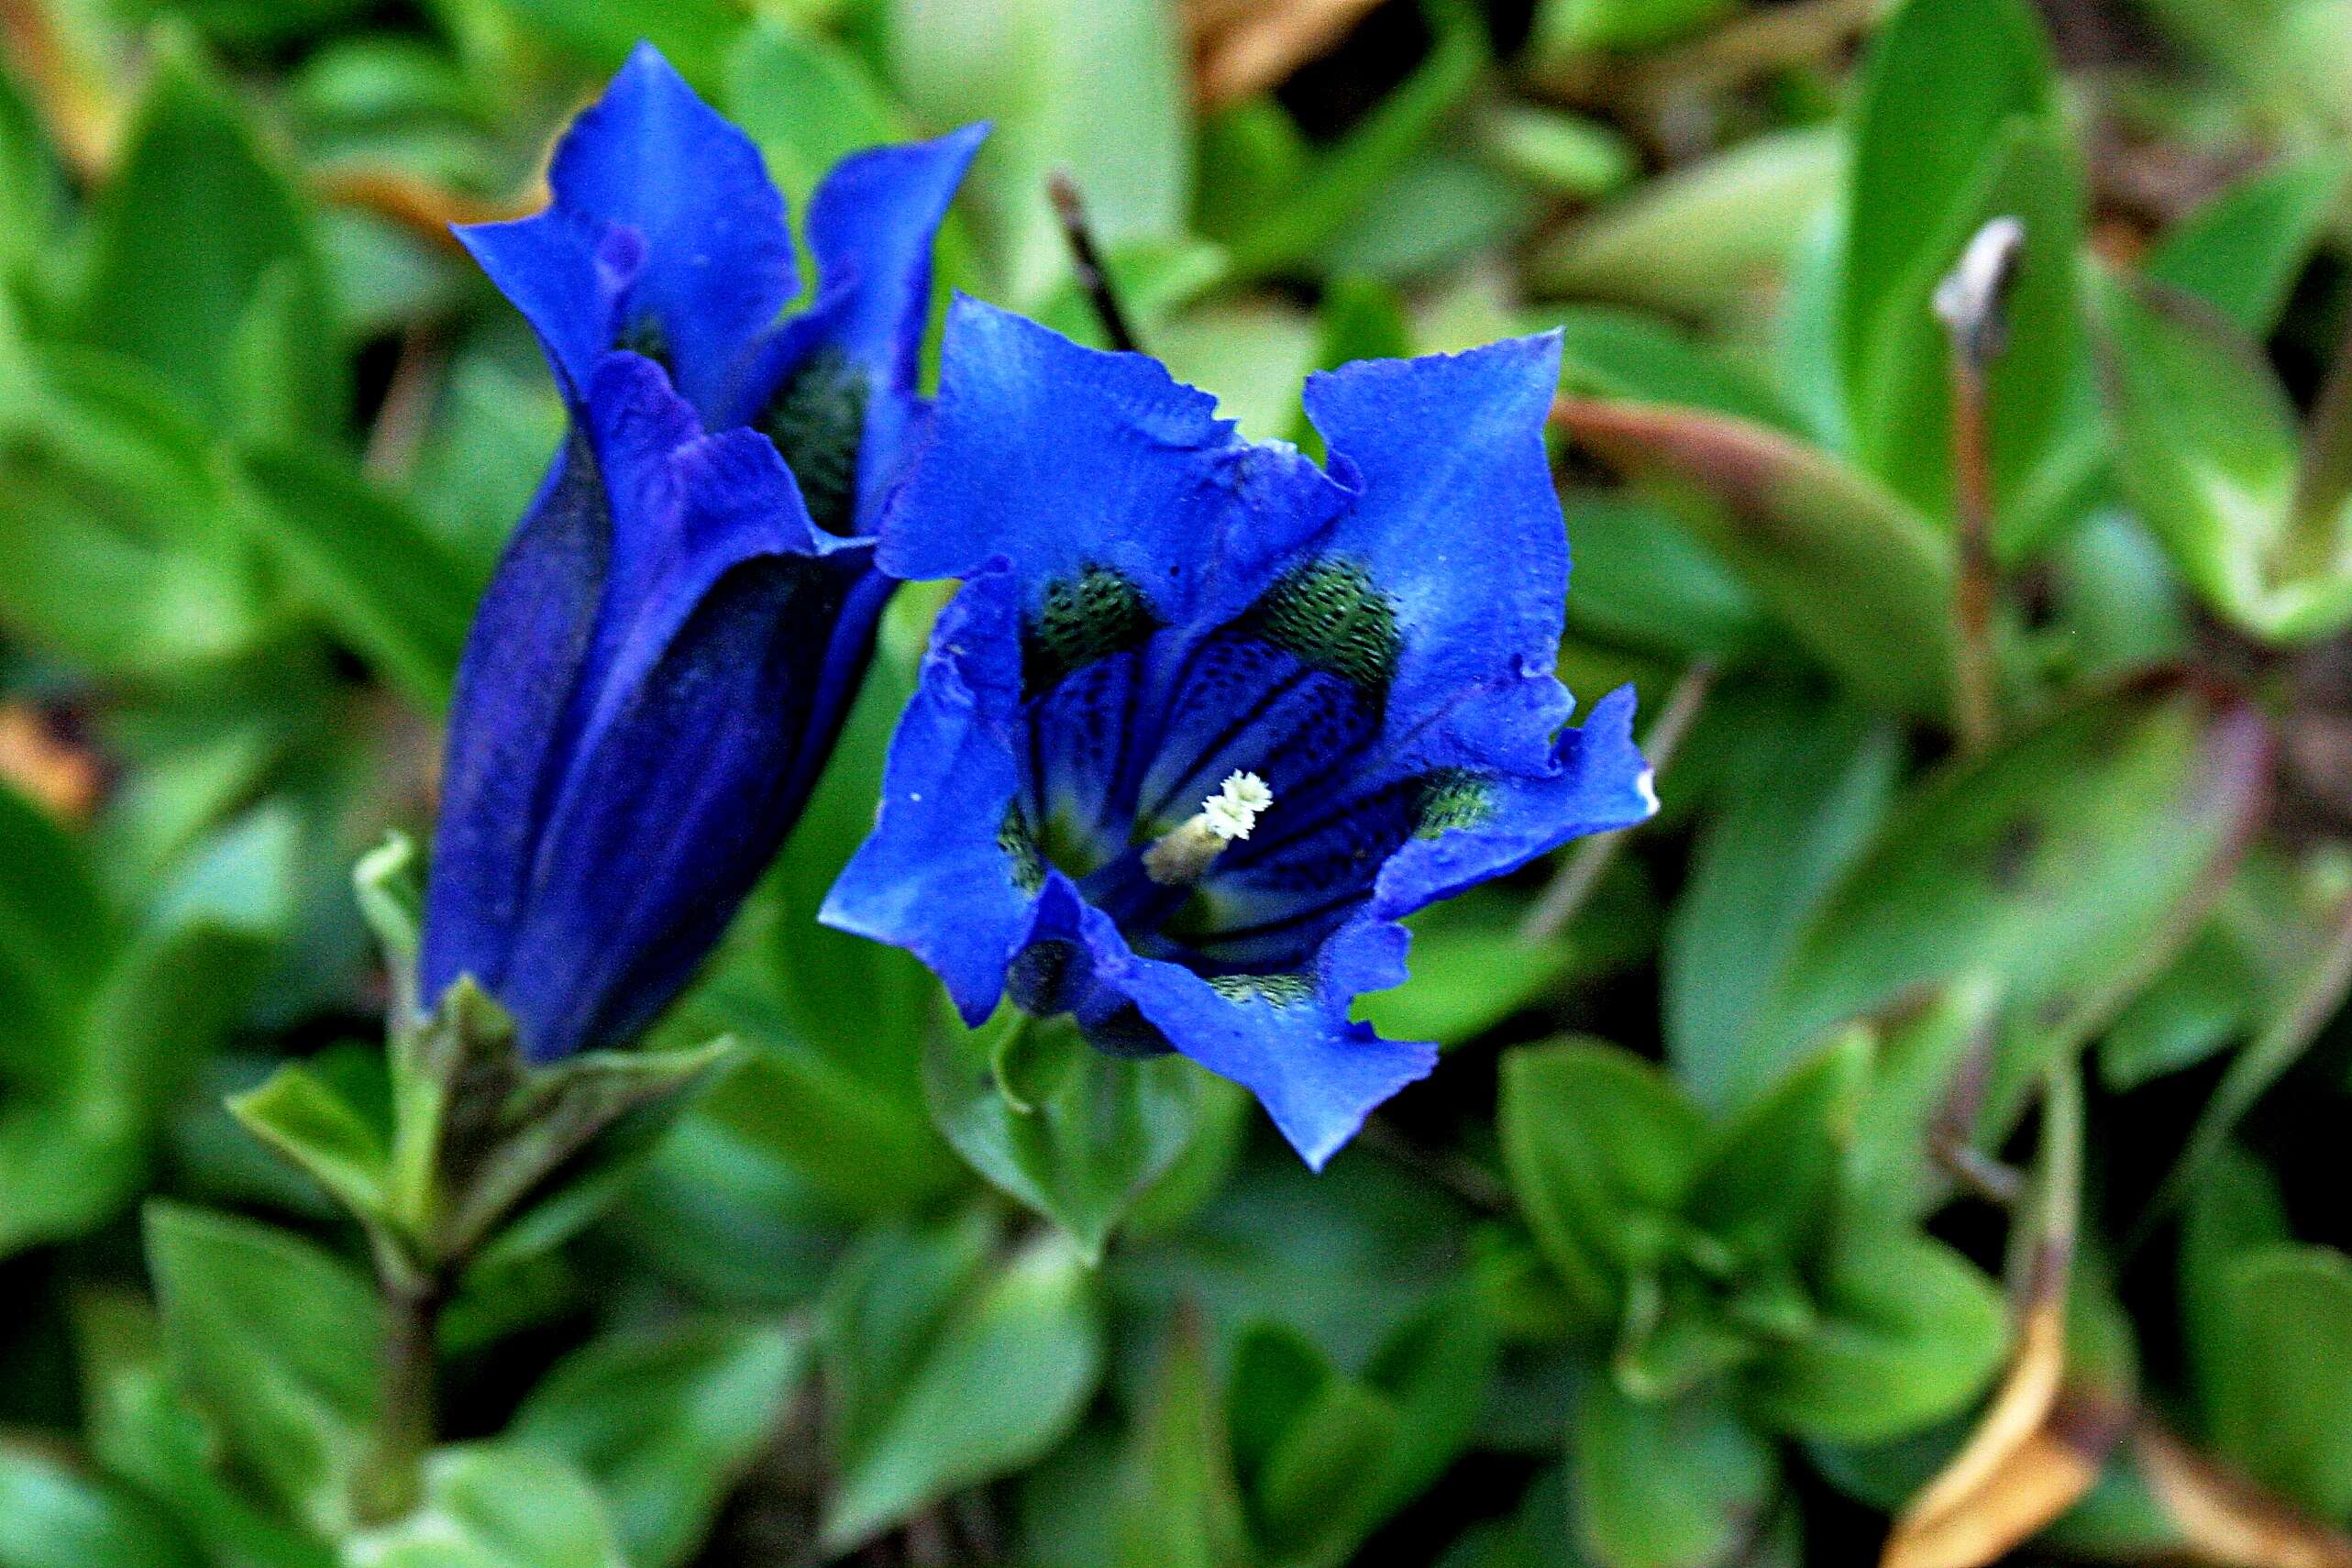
top-left (1143, 771), bottom-right (1274, 886)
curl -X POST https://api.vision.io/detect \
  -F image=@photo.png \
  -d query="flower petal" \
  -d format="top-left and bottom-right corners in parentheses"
top-left (421, 432), bottom-right (608, 1007)
top-left (1302, 333), bottom-right (1576, 769)
top-left (458, 44), bottom-right (794, 415)
top-left (455, 213), bottom-right (641, 406)
top-left (1370, 683), bottom-right (1656, 922)
top-left (820, 566), bottom-right (1040, 1025)
top-left (1079, 913), bottom-right (1436, 1169)
top-left (723, 125), bottom-right (988, 510)
top-left (876, 299), bottom-right (1349, 626)
top-left (492, 547), bottom-right (858, 1058)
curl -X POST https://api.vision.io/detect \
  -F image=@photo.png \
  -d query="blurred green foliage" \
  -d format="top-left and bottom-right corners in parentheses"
top-left (2, 0), bottom-right (2352, 1564)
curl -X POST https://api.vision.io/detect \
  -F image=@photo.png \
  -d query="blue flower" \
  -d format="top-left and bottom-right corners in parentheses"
top-left (420, 45), bottom-right (982, 1060)
top-left (823, 301), bottom-right (1657, 1166)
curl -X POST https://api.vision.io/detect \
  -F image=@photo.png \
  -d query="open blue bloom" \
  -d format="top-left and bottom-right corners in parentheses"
top-left (420, 45), bottom-right (982, 1060)
top-left (823, 301), bottom-right (1657, 1166)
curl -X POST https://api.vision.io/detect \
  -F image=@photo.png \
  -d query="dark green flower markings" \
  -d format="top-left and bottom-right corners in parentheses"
top-left (1022, 565), bottom-right (1161, 695)
top-left (1243, 558), bottom-right (1400, 694)
top-left (1207, 972), bottom-right (1315, 1006)
top-left (758, 347), bottom-right (870, 537)
top-left (1416, 768), bottom-right (1495, 839)
top-left (999, 808), bottom-right (1046, 893)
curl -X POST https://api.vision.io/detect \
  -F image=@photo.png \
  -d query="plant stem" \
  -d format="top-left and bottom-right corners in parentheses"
top-left (355, 1255), bottom-right (450, 1527)
top-left (1516, 658), bottom-right (1714, 947)
top-left (1047, 171), bottom-right (1141, 354)
top-left (1945, 348), bottom-right (2000, 756)
top-left (1934, 216), bottom-right (2026, 756)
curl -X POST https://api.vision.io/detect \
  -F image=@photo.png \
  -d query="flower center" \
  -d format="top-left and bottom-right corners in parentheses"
top-left (1142, 771), bottom-right (1274, 886)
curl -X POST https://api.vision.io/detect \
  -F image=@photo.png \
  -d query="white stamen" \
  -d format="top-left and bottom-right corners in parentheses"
top-left (1200, 770), bottom-right (1273, 840)
top-left (1144, 772), bottom-right (1275, 883)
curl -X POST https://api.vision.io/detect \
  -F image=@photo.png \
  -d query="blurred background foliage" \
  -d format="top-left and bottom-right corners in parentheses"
top-left (2, 0), bottom-right (2352, 1563)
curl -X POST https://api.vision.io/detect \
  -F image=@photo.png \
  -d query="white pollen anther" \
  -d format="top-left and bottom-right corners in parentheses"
top-left (1143, 771), bottom-right (1275, 883)
top-left (1200, 771), bottom-right (1273, 841)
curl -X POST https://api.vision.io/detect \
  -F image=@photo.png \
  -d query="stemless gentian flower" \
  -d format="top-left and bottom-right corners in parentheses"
top-left (823, 301), bottom-right (1657, 1166)
top-left (419, 45), bottom-right (983, 1061)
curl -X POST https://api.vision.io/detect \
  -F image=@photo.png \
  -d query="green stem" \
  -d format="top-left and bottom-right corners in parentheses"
top-left (355, 1254), bottom-right (449, 1527)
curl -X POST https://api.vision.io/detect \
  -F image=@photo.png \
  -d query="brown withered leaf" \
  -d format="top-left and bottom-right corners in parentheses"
top-left (1186, 0), bottom-right (1386, 109)
top-left (0, 704), bottom-right (101, 822)
top-left (2137, 1424), bottom-right (2352, 1568)
top-left (1880, 1255), bottom-right (2126, 1568)
top-left (311, 168), bottom-right (541, 253)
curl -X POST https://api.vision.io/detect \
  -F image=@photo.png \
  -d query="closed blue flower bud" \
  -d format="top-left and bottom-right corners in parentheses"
top-left (420, 45), bottom-right (982, 1060)
top-left (823, 300), bottom-right (1659, 1167)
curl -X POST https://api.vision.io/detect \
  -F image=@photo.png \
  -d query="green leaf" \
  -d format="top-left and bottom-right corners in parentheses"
top-left (0, 1106), bottom-right (145, 1261)
top-left (0, 343), bottom-right (274, 673)
top-left (888, 0), bottom-right (1190, 303)
top-left (2206, 1245), bottom-right (2352, 1519)
top-left (228, 1062), bottom-right (394, 1225)
top-left (1254, 1379), bottom-right (1402, 1567)
top-left (1687, 1032), bottom-right (1868, 1263)
top-left (90, 1365), bottom-right (334, 1568)
top-left (823, 1211), bottom-right (994, 1462)
top-left (1845, 977), bottom-right (2006, 1220)
top-left (83, 804), bottom-right (293, 1115)
top-left (226, 259), bottom-right (346, 446)
top-left (727, 17), bottom-right (916, 213)
top-left (0, 1445), bottom-right (202, 1568)
top-left (1664, 694), bottom-right (1900, 1109)
top-left (488, 0), bottom-right (742, 82)
top-left (78, 29), bottom-right (328, 431)
top-left (1530, 127), bottom-right (1845, 317)
top-left (1203, 1), bottom-right (1488, 280)
top-left (144, 1202), bottom-right (381, 1535)
top-left (926, 1010), bottom-right (1201, 1263)
top-left (1557, 495), bottom-right (1770, 663)
top-left (2095, 273), bottom-right (2352, 642)
top-left (1555, 399), bottom-right (1956, 716)
top-left (1530, 0), bottom-right (1738, 58)
top-left (240, 444), bottom-right (482, 712)
top-left (2143, 151), bottom-right (2349, 337)
top-left (1744, 1229), bottom-right (2005, 1443)
top-left (1111, 1313), bottom-right (1251, 1568)
top-left (345, 1443), bottom-right (626, 1568)
top-left (1551, 307), bottom-right (1804, 434)
top-left (1479, 104), bottom-right (1637, 199)
top-left (140, 0), bottom-right (376, 46)
top-left (1353, 888), bottom-right (1590, 1048)
top-left (1500, 1039), bottom-right (1706, 1326)
top-left (1571, 1375), bottom-right (1778, 1568)
top-left (1237, 1292), bottom-right (1500, 1568)
top-left (1839, 0), bottom-right (2055, 421)
top-left (1850, 122), bottom-right (2086, 535)
top-left (0, 64), bottom-right (61, 272)
top-left (1338, 1292), bottom-right (1506, 1558)
top-left (824, 1231), bottom-right (1104, 1549)
top-left (0, 781), bottom-right (116, 1075)
top-left (1743, 685), bottom-right (2269, 1112)
top-left (511, 1320), bottom-right (811, 1568)
top-left (2179, 1143), bottom-right (2291, 1429)
top-left (405, 355), bottom-right (567, 579)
